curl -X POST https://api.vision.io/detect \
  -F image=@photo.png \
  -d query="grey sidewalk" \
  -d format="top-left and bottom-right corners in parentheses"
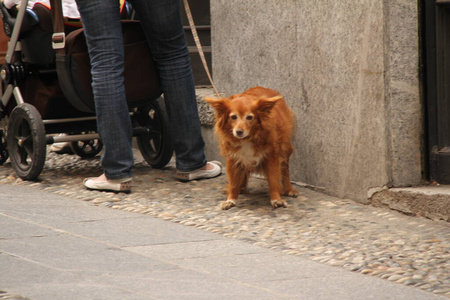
top-left (0, 183), bottom-right (446, 300)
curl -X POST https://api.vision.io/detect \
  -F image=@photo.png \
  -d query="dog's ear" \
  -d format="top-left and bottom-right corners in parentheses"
top-left (256, 96), bottom-right (282, 115)
top-left (205, 97), bottom-right (231, 129)
top-left (204, 97), bottom-right (229, 115)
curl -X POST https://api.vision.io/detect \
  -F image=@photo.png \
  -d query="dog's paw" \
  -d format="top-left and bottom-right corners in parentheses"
top-left (271, 199), bottom-right (288, 208)
top-left (221, 199), bottom-right (236, 210)
top-left (286, 189), bottom-right (299, 198)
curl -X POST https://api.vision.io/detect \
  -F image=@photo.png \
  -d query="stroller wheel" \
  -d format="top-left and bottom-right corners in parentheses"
top-left (0, 129), bottom-right (8, 165)
top-left (70, 136), bottom-right (103, 159)
top-left (7, 103), bottom-right (46, 180)
top-left (136, 98), bottom-right (173, 169)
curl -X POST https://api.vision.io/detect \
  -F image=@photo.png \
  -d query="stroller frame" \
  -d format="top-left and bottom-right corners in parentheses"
top-left (0, 0), bottom-right (174, 180)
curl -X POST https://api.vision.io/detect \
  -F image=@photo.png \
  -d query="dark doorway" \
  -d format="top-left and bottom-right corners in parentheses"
top-left (181, 0), bottom-right (212, 87)
top-left (424, 0), bottom-right (450, 183)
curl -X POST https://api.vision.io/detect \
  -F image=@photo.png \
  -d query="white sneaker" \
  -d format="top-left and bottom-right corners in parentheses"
top-left (50, 134), bottom-right (73, 154)
top-left (176, 161), bottom-right (223, 182)
top-left (50, 142), bottom-right (73, 154)
top-left (83, 177), bottom-right (132, 193)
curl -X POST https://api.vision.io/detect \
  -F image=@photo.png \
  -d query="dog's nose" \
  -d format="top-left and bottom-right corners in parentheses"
top-left (235, 129), bottom-right (244, 137)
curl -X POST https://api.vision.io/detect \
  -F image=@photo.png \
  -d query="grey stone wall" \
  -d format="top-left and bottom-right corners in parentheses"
top-left (385, 1), bottom-right (423, 188)
top-left (203, 0), bottom-right (422, 203)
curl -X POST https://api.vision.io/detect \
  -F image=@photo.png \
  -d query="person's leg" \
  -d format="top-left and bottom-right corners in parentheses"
top-left (129, 0), bottom-right (207, 172)
top-left (75, 0), bottom-right (133, 181)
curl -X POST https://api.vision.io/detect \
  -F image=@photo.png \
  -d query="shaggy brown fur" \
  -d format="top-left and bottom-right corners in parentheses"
top-left (205, 86), bottom-right (298, 210)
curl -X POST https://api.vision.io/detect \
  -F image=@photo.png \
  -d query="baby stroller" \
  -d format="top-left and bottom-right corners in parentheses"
top-left (0, 0), bottom-right (174, 180)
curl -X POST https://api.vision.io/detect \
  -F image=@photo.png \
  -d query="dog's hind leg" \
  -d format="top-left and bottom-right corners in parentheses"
top-left (280, 144), bottom-right (298, 198)
top-left (281, 160), bottom-right (299, 198)
top-left (240, 171), bottom-right (250, 194)
top-left (265, 158), bottom-right (287, 208)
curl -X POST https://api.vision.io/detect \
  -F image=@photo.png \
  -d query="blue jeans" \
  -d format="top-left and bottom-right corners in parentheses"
top-left (75, 0), bottom-right (207, 179)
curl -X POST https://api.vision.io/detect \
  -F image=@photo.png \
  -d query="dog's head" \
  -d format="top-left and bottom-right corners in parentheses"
top-left (205, 94), bottom-right (281, 139)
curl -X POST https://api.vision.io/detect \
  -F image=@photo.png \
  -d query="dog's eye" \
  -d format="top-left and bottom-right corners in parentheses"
top-left (230, 115), bottom-right (237, 120)
top-left (246, 115), bottom-right (254, 120)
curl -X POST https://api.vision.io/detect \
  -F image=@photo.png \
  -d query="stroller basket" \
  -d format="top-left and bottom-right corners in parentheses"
top-left (57, 20), bottom-right (162, 113)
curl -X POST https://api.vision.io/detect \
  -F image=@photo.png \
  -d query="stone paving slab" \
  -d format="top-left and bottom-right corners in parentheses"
top-left (371, 186), bottom-right (450, 221)
top-left (125, 239), bottom-right (270, 260)
top-left (0, 149), bottom-right (449, 299)
top-left (1, 253), bottom-right (145, 300)
top-left (95, 270), bottom-right (282, 300)
top-left (0, 234), bottom-right (177, 275)
top-left (0, 216), bottom-right (60, 240)
top-left (50, 216), bottom-right (222, 248)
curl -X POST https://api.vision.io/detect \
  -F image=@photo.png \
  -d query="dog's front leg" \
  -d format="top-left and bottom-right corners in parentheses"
top-left (221, 159), bottom-right (241, 210)
top-left (265, 158), bottom-right (287, 208)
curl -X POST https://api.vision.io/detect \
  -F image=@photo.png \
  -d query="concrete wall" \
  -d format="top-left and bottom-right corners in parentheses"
top-left (204, 0), bottom-right (423, 203)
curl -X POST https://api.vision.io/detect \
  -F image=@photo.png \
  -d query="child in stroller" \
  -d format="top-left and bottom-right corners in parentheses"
top-left (3, 0), bottom-right (79, 18)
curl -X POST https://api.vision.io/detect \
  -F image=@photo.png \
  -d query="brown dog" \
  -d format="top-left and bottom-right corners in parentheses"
top-left (205, 86), bottom-right (298, 210)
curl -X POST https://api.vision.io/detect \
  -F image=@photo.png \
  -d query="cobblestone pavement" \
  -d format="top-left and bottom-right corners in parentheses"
top-left (1, 150), bottom-right (449, 298)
